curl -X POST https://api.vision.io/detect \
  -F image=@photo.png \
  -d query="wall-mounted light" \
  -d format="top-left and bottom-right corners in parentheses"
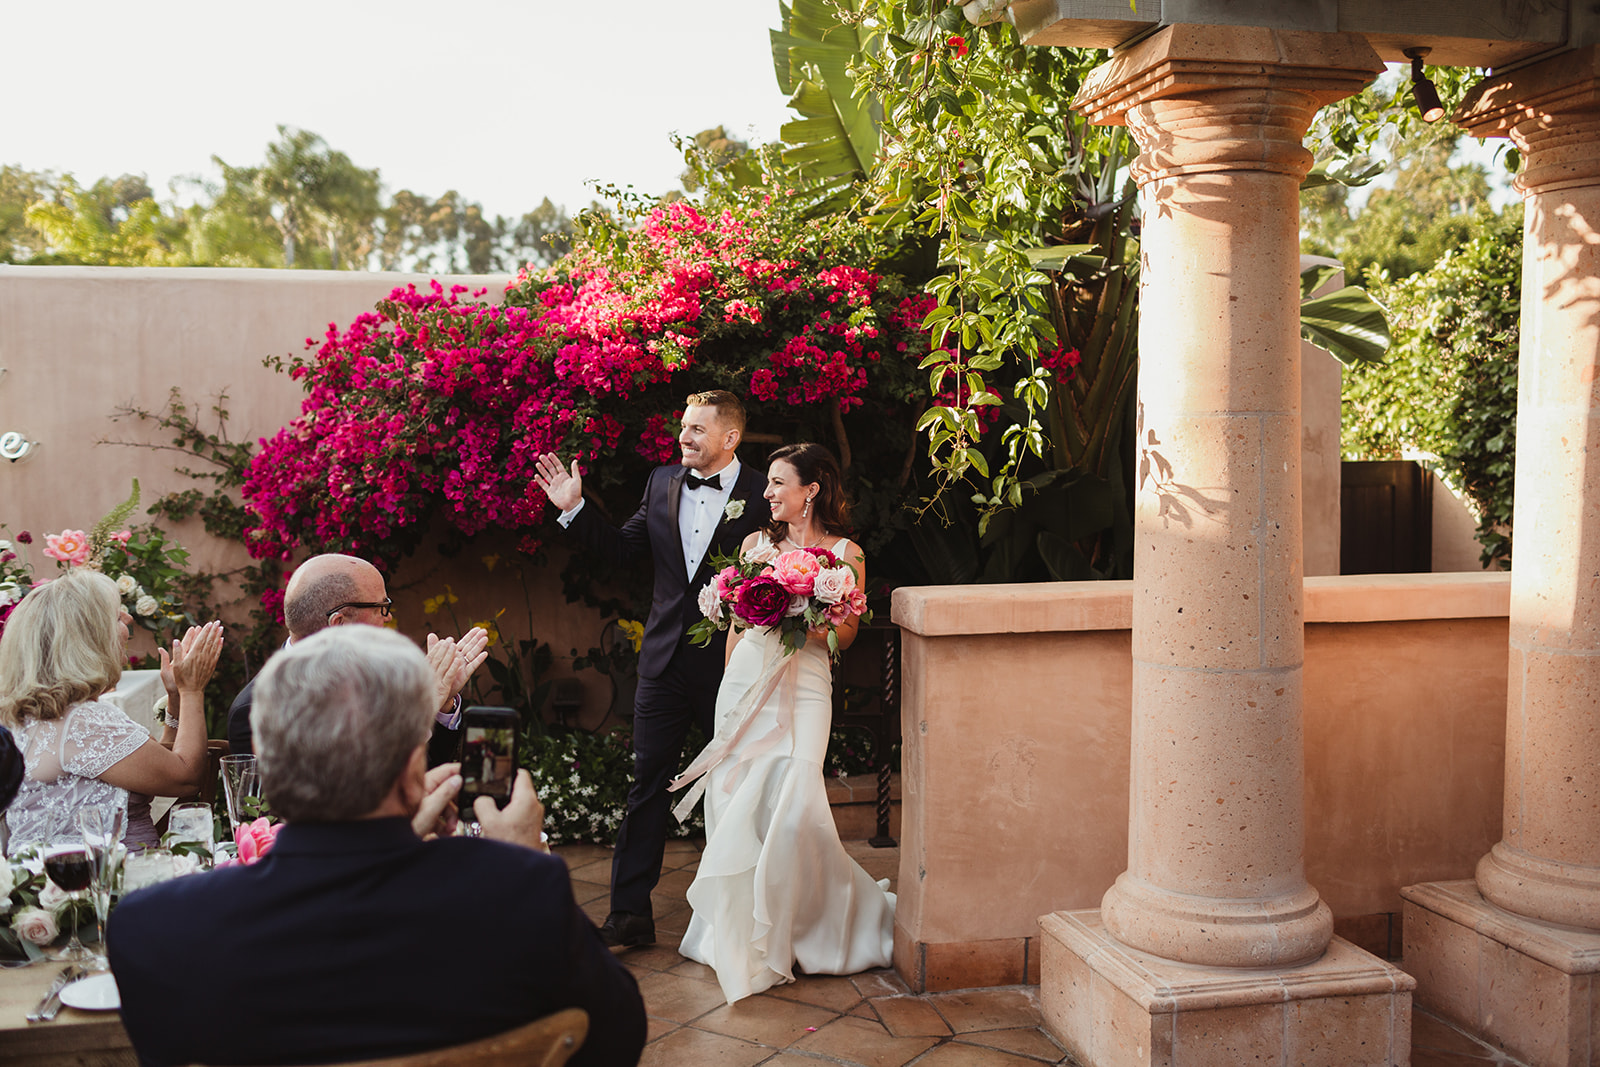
top-left (1405, 48), bottom-right (1446, 123)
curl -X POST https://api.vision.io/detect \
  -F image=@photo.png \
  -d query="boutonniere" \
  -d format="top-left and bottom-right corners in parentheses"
top-left (724, 498), bottom-right (746, 522)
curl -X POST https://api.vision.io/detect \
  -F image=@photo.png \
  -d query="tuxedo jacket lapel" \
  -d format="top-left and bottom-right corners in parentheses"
top-left (663, 467), bottom-right (689, 584)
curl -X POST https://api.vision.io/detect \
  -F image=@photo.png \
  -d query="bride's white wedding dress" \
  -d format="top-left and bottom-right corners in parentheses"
top-left (674, 543), bottom-right (896, 1004)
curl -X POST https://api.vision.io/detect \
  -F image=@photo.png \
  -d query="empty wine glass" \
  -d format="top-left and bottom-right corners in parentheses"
top-left (219, 755), bottom-right (261, 832)
top-left (76, 807), bottom-right (125, 969)
top-left (41, 845), bottom-right (96, 963)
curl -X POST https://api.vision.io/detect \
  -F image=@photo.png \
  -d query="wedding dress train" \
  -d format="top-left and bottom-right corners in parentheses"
top-left (675, 622), bottom-right (896, 1003)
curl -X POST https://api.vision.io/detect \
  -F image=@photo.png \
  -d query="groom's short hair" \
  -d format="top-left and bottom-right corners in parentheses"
top-left (685, 389), bottom-right (745, 432)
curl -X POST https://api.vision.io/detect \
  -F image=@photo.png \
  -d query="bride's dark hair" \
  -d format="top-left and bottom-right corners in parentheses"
top-left (764, 442), bottom-right (849, 543)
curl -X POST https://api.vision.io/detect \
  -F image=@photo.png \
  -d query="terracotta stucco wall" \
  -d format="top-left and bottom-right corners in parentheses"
top-left (891, 573), bottom-right (1509, 990)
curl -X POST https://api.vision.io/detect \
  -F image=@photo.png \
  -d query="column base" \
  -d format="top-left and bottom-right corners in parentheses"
top-left (1402, 879), bottom-right (1600, 1067)
top-left (1040, 909), bottom-right (1413, 1066)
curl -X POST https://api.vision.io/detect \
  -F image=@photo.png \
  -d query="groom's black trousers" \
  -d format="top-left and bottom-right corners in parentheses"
top-left (611, 646), bottom-right (719, 917)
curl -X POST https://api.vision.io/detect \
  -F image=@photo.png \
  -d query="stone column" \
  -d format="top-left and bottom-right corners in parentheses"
top-left (1402, 47), bottom-right (1600, 1067)
top-left (1039, 27), bottom-right (1415, 1067)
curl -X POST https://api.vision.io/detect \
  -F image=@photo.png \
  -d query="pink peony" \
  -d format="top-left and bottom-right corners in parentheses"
top-left (733, 576), bottom-right (791, 628)
top-left (811, 565), bottom-right (857, 606)
top-left (235, 818), bottom-right (283, 864)
top-left (770, 550), bottom-right (823, 597)
top-left (42, 529), bottom-right (91, 566)
top-left (12, 907), bottom-right (58, 947)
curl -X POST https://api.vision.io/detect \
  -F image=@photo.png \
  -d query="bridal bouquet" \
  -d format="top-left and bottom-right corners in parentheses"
top-left (689, 542), bottom-right (870, 658)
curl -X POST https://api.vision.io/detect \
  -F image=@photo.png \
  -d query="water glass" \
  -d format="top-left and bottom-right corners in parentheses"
top-left (219, 754), bottom-right (262, 830)
top-left (167, 802), bottom-right (215, 867)
top-left (121, 848), bottom-right (178, 894)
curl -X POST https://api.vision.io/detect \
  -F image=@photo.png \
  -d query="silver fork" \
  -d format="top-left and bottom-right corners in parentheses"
top-left (26, 964), bottom-right (86, 1023)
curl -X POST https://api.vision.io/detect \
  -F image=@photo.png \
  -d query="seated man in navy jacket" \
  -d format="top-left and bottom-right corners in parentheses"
top-left (110, 627), bottom-right (645, 1067)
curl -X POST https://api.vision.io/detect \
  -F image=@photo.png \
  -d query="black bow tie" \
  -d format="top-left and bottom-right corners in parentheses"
top-left (685, 472), bottom-right (722, 491)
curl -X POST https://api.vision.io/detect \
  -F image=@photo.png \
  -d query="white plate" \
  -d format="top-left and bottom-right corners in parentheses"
top-left (59, 972), bottom-right (120, 1011)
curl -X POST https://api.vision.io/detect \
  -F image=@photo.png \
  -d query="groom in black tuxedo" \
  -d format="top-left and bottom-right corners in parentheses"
top-left (536, 390), bottom-right (770, 947)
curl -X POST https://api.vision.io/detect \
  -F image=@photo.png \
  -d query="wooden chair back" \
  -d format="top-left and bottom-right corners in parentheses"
top-left (312, 1009), bottom-right (589, 1067)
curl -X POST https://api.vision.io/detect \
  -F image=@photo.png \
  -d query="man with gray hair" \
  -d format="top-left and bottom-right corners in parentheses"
top-left (110, 627), bottom-right (646, 1067)
top-left (226, 552), bottom-right (488, 761)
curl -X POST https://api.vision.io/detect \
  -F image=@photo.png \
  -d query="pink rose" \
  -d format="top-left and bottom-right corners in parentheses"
top-left (733, 575), bottom-right (791, 628)
top-left (235, 817), bottom-right (283, 864)
top-left (744, 539), bottom-right (781, 565)
top-left (109, 530), bottom-right (133, 546)
top-left (42, 529), bottom-right (92, 566)
top-left (12, 907), bottom-right (58, 946)
top-left (770, 550), bottom-right (823, 596)
top-left (712, 565), bottom-right (740, 599)
top-left (811, 565), bottom-right (857, 606)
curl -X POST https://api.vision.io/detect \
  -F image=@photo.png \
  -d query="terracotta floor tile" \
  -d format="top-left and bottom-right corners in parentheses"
top-left (849, 1002), bottom-right (880, 1020)
top-left (635, 969), bottom-right (730, 1023)
top-left (872, 995), bottom-right (953, 1038)
top-left (655, 867), bottom-right (699, 897)
top-left (1412, 1010), bottom-right (1501, 1056)
top-left (927, 988), bottom-right (1042, 1033)
top-left (914, 1043), bottom-right (1053, 1067)
top-left (624, 940), bottom-right (694, 973)
top-left (565, 857), bottom-right (613, 884)
top-left (767, 973), bottom-right (867, 1013)
top-left (791, 1015), bottom-right (939, 1067)
top-left (663, 838), bottom-right (705, 859)
top-left (852, 969), bottom-right (911, 998)
top-left (694, 994), bottom-right (839, 1046)
top-left (639, 1025), bottom-right (770, 1067)
top-left (568, 878), bottom-right (609, 905)
top-left (669, 957), bottom-right (719, 982)
top-left (580, 896), bottom-right (610, 924)
top-left (645, 1016), bottom-right (679, 1043)
top-left (955, 1027), bottom-right (1069, 1063)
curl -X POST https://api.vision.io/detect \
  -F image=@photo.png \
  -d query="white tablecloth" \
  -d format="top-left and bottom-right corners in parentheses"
top-left (104, 670), bottom-right (164, 740)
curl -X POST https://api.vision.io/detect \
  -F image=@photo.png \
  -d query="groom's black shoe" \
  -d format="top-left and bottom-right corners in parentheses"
top-left (599, 911), bottom-right (655, 948)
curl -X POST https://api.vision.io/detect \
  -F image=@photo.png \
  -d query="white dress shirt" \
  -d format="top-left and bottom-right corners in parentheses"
top-left (557, 457), bottom-right (741, 577)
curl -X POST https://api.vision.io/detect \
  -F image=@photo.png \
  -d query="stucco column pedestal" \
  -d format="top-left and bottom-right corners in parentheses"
top-left (1037, 27), bottom-right (1413, 1065)
top-left (1402, 46), bottom-right (1600, 1067)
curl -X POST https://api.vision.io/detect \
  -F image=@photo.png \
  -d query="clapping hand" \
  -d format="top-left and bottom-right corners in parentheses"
top-left (163, 621), bottom-right (225, 695)
top-left (533, 452), bottom-right (583, 512)
top-left (425, 626), bottom-right (489, 712)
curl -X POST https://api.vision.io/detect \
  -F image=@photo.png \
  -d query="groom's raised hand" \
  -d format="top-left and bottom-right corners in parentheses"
top-left (534, 452), bottom-right (583, 512)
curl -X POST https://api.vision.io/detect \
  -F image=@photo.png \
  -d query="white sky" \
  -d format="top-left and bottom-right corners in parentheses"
top-left (2, 0), bottom-right (799, 219)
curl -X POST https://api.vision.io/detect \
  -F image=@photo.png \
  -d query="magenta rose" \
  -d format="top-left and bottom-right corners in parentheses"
top-left (734, 575), bottom-right (792, 628)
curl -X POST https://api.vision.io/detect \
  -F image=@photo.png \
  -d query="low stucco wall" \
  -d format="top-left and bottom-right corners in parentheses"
top-left (890, 572), bottom-right (1510, 991)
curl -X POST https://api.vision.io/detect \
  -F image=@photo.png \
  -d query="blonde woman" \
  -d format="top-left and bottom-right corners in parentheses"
top-left (0, 569), bottom-right (222, 853)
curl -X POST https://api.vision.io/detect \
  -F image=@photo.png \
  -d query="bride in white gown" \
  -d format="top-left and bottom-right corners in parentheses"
top-left (673, 442), bottom-right (895, 1004)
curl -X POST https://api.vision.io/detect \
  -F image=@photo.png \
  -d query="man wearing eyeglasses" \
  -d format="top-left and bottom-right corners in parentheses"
top-left (225, 554), bottom-right (489, 762)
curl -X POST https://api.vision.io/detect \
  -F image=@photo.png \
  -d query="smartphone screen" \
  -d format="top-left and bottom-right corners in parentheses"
top-left (459, 707), bottom-right (518, 807)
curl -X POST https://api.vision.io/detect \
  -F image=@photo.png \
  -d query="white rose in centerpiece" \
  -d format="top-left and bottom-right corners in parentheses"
top-left (0, 582), bottom-right (21, 609)
top-left (0, 863), bottom-right (14, 906)
top-left (811, 565), bottom-right (857, 605)
top-left (12, 907), bottom-right (58, 947)
top-left (697, 582), bottom-right (723, 622)
top-left (0, 539), bottom-right (11, 553)
top-left (116, 574), bottom-right (138, 596)
top-left (135, 594), bottom-right (159, 616)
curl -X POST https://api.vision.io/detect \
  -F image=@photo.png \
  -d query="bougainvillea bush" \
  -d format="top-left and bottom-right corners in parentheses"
top-left (241, 183), bottom-right (931, 569)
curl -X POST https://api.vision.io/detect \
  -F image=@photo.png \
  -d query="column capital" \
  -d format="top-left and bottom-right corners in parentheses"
top-left (1455, 45), bottom-right (1600, 197)
top-left (1072, 25), bottom-right (1382, 185)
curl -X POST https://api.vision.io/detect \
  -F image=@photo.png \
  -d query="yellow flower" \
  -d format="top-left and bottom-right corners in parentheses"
top-left (482, 554), bottom-right (501, 572)
top-left (422, 587), bottom-right (461, 616)
top-left (617, 618), bottom-right (644, 654)
top-left (473, 619), bottom-right (501, 648)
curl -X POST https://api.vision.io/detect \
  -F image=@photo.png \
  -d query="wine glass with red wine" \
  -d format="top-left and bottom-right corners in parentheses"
top-left (42, 846), bottom-right (95, 963)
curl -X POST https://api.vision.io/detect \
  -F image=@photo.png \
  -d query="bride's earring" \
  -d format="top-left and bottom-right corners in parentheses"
top-left (802, 496), bottom-right (812, 520)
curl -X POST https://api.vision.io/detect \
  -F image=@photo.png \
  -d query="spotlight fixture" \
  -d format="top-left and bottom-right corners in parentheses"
top-left (1405, 47), bottom-right (1446, 123)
